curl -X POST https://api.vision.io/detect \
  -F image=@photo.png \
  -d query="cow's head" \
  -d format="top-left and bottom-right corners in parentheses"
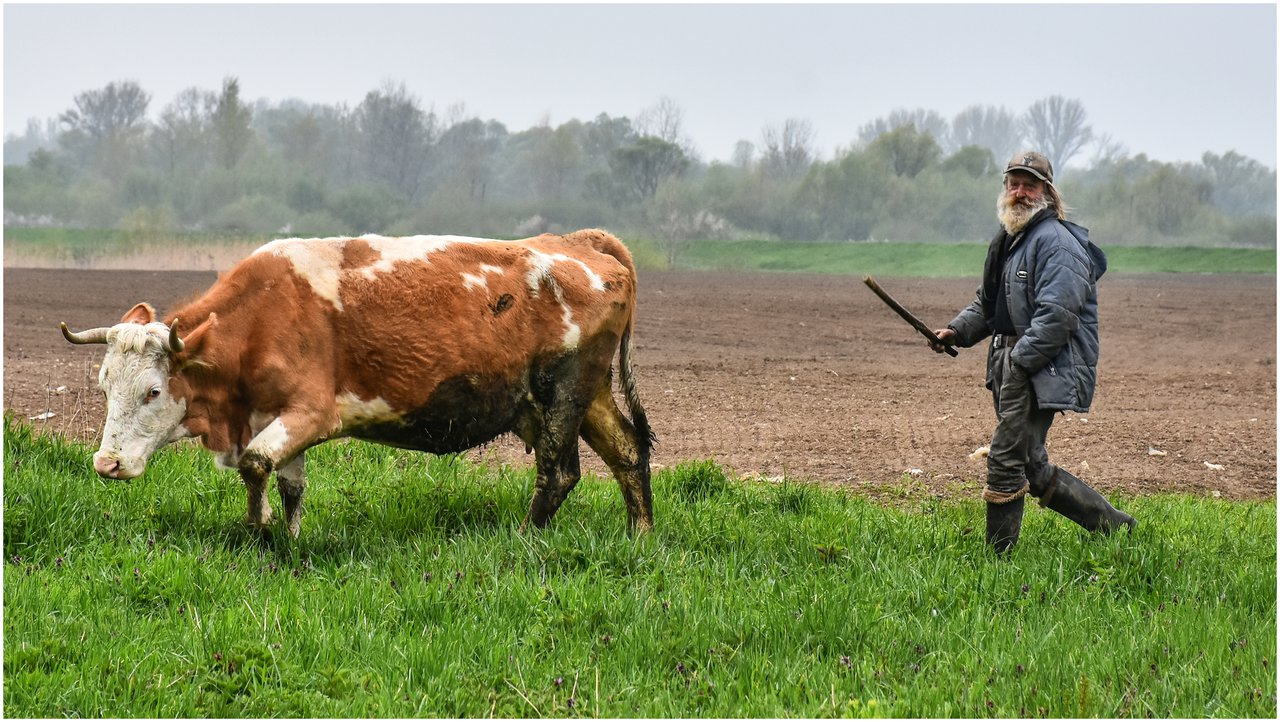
top-left (62, 303), bottom-right (197, 479)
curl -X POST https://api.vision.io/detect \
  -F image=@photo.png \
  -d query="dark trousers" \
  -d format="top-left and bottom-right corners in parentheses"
top-left (987, 346), bottom-right (1057, 496)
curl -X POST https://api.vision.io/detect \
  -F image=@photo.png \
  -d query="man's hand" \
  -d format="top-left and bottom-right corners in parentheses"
top-left (930, 327), bottom-right (957, 354)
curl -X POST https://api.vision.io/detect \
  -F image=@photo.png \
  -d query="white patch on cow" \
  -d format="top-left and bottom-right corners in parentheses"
top-left (358, 234), bottom-right (457, 279)
top-left (560, 303), bottom-right (582, 349)
top-left (257, 235), bottom-right (517, 310)
top-left (525, 250), bottom-right (595, 349)
top-left (247, 418), bottom-right (291, 459)
top-left (461, 263), bottom-right (507, 291)
top-left (524, 250), bottom-right (556, 297)
top-left (524, 250), bottom-right (606, 295)
top-left (336, 392), bottom-right (401, 427)
top-left (249, 411), bottom-right (275, 436)
top-left (254, 238), bottom-right (347, 310)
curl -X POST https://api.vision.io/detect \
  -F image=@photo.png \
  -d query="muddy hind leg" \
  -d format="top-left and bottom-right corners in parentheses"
top-left (520, 372), bottom-right (589, 531)
top-left (523, 439), bottom-right (583, 531)
top-left (580, 386), bottom-right (654, 532)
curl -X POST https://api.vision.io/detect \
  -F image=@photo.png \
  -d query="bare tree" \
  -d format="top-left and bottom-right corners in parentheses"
top-left (355, 81), bottom-right (436, 200)
top-left (731, 139), bottom-right (755, 169)
top-left (858, 108), bottom-right (949, 150)
top-left (635, 96), bottom-right (696, 155)
top-left (1089, 132), bottom-right (1129, 167)
top-left (1021, 96), bottom-right (1093, 171)
top-left (761, 118), bottom-right (816, 179)
top-left (436, 116), bottom-right (507, 201)
top-left (3, 117), bottom-right (60, 164)
top-left (951, 105), bottom-right (1022, 162)
top-left (154, 87), bottom-right (215, 176)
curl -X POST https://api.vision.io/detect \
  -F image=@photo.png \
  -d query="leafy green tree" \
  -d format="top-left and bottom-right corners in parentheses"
top-left (939, 145), bottom-right (998, 179)
top-left (501, 120), bottom-right (589, 206)
top-left (210, 77), bottom-right (254, 170)
top-left (795, 148), bottom-right (897, 240)
top-left (58, 80), bottom-right (151, 177)
top-left (435, 117), bottom-right (507, 201)
top-left (1131, 163), bottom-right (1210, 235)
top-left (331, 185), bottom-right (403, 233)
top-left (604, 136), bottom-right (689, 202)
top-left (867, 124), bottom-right (941, 178)
top-left (581, 113), bottom-right (636, 170)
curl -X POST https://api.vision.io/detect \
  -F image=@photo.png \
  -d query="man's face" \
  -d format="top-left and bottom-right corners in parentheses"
top-left (1004, 171), bottom-right (1046, 204)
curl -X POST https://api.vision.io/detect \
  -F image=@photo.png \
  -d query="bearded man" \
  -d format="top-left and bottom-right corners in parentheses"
top-left (930, 151), bottom-right (1136, 555)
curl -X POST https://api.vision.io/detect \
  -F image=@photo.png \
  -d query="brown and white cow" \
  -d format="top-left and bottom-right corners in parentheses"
top-left (61, 229), bottom-right (654, 536)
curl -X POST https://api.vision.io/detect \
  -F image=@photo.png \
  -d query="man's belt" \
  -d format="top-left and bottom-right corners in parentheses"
top-left (992, 333), bottom-right (1021, 349)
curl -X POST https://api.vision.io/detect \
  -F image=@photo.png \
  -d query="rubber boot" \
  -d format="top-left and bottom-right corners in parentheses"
top-left (1038, 467), bottom-right (1137, 534)
top-left (985, 496), bottom-right (1026, 555)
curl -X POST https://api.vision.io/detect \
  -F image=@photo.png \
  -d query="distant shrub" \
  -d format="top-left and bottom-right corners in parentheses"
top-left (209, 195), bottom-right (293, 234)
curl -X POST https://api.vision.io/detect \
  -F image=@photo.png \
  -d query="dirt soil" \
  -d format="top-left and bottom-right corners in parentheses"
top-left (5, 266), bottom-right (1275, 502)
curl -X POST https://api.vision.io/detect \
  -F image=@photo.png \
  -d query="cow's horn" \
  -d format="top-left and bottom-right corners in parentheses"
top-left (164, 318), bottom-right (185, 353)
top-left (61, 322), bottom-right (109, 345)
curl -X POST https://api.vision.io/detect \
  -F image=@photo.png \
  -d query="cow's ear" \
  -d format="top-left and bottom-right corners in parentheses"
top-left (121, 303), bottom-right (156, 325)
top-left (176, 313), bottom-right (218, 359)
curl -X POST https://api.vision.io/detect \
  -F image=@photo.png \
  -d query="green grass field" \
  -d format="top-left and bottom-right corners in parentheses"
top-left (5, 418), bottom-right (1274, 717)
top-left (671, 239), bottom-right (1277, 277)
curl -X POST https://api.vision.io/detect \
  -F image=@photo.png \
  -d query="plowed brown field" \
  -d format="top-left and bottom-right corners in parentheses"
top-left (5, 266), bottom-right (1274, 501)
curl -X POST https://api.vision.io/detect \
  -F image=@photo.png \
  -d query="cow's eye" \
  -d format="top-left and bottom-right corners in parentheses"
top-left (145, 387), bottom-right (162, 403)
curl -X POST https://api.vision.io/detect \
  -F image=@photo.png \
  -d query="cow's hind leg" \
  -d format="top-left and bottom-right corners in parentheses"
top-left (580, 386), bottom-right (653, 532)
top-left (524, 438), bottom-right (583, 531)
top-left (520, 361), bottom-right (591, 531)
top-left (276, 452), bottom-right (307, 538)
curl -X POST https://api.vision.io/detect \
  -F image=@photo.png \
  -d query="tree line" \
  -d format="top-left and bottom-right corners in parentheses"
top-left (4, 78), bottom-right (1275, 255)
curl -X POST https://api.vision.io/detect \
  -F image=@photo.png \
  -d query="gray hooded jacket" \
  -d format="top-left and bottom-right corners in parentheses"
top-left (947, 213), bottom-right (1108, 413)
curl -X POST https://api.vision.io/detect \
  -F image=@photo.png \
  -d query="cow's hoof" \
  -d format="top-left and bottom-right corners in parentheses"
top-left (245, 513), bottom-right (275, 532)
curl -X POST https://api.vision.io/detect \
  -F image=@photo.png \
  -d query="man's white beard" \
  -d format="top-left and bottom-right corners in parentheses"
top-left (997, 191), bottom-right (1050, 234)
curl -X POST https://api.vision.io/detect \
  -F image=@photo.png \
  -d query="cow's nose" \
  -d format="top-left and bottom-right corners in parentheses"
top-left (93, 453), bottom-right (121, 478)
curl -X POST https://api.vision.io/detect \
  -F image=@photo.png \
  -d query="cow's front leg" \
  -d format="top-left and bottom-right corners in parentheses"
top-left (238, 452), bottom-right (275, 529)
top-left (276, 453), bottom-right (307, 538)
top-left (240, 411), bottom-right (333, 535)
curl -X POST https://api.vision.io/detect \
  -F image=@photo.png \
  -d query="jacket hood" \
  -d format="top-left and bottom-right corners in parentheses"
top-left (1060, 220), bottom-right (1107, 281)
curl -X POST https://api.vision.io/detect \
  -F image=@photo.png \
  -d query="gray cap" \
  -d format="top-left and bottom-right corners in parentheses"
top-left (1004, 151), bottom-right (1053, 183)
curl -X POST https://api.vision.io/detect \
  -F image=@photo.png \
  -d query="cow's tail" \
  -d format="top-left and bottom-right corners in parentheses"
top-left (618, 316), bottom-right (654, 463)
top-left (566, 228), bottom-right (656, 460)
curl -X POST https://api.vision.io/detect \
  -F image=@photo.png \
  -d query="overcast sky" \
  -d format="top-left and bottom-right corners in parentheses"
top-left (4, 3), bottom-right (1276, 168)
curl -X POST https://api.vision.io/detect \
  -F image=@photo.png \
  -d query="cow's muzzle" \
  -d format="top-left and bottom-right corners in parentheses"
top-left (93, 451), bottom-right (142, 479)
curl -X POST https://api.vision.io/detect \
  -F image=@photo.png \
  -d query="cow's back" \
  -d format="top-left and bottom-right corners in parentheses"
top-left (251, 232), bottom-right (636, 440)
